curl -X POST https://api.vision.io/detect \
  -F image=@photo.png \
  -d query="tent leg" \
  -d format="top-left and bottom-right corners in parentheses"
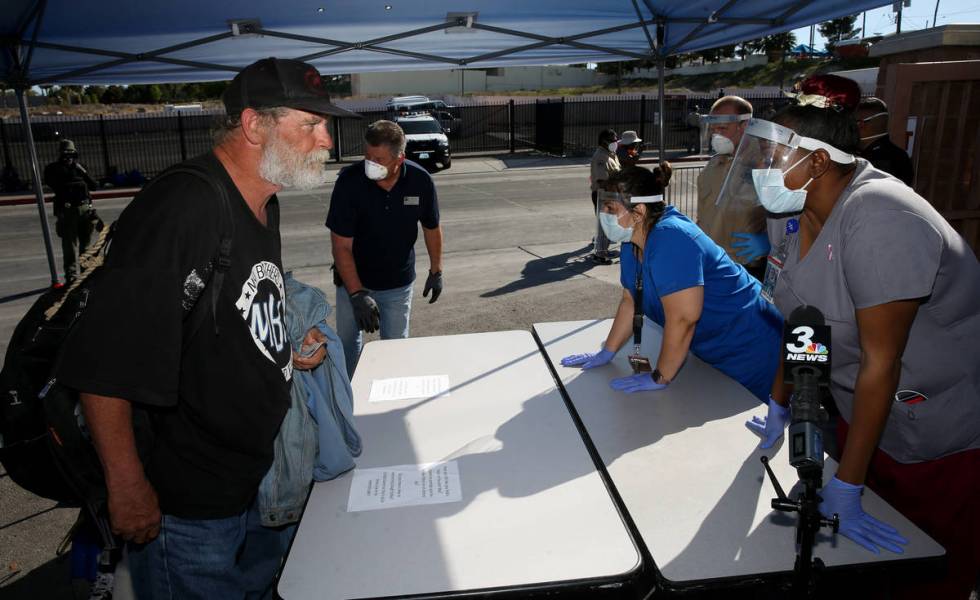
top-left (657, 58), bottom-right (666, 162)
top-left (16, 88), bottom-right (59, 286)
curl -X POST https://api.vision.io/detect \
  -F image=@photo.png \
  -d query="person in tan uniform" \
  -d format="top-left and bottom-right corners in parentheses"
top-left (589, 128), bottom-right (620, 264)
top-left (695, 96), bottom-right (768, 280)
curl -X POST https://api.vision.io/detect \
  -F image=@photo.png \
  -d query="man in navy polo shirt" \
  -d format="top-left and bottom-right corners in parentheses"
top-left (326, 120), bottom-right (443, 375)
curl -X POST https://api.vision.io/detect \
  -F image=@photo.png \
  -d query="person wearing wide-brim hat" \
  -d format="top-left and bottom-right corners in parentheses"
top-left (43, 138), bottom-right (98, 281)
top-left (616, 130), bottom-right (643, 168)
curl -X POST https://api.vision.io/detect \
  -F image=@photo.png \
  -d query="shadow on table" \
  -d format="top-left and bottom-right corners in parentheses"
top-left (480, 244), bottom-right (601, 298)
top-left (325, 342), bottom-right (635, 596)
top-left (353, 345), bottom-right (606, 507)
top-left (537, 319), bottom-right (787, 589)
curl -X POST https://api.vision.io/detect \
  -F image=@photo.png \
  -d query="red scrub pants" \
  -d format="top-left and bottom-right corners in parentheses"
top-left (837, 420), bottom-right (980, 599)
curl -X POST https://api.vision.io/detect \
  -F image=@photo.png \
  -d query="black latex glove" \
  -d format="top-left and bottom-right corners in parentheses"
top-left (422, 271), bottom-right (443, 303)
top-left (350, 290), bottom-right (380, 333)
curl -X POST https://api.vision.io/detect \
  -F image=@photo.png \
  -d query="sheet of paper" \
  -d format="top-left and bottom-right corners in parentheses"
top-left (368, 375), bottom-right (450, 403)
top-left (347, 462), bottom-right (463, 512)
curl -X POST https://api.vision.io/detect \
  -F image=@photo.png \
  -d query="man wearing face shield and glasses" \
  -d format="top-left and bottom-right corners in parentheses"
top-left (855, 97), bottom-right (914, 187)
top-left (695, 96), bottom-right (770, 280)
top-left (561, 165), bottom-right (782, 403)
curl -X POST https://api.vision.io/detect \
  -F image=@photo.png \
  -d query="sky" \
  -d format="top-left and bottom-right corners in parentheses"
top-left (790, 0), bottom-right (980, 49)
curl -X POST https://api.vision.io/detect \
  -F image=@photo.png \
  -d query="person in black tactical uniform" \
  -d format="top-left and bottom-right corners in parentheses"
top-left (43, 139), bottom-right (98, 281)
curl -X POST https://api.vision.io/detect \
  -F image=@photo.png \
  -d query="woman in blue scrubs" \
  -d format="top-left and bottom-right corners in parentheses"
top-left (562, 165), bottom-right (782, 401)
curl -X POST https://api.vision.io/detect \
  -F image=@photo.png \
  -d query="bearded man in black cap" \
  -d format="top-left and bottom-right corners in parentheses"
top-left (43, 139), bottom-right (98, 281)
top-left (56, 57), bottom-right (360, 598)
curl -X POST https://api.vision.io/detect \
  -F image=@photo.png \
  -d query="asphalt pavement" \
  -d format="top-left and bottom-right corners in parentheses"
top-left (0, 154), bottom-right (678, 597)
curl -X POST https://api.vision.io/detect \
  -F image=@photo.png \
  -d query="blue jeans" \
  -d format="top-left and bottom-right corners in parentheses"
top-left (334, 282), bottom-right (413, 376)
top-left (128, 500), bottom-right (295, 600)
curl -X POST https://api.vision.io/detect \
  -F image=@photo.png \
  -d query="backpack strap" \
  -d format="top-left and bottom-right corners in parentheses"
top-left (148, 163), bottom-right (235, 341)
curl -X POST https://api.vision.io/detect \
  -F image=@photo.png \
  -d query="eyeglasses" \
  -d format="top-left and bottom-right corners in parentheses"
top-left (859, 112), bottom-right (888, 124)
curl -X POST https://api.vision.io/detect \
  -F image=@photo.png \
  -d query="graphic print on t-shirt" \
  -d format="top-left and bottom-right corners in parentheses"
top-left (235, 261), bottom-right (293, 381)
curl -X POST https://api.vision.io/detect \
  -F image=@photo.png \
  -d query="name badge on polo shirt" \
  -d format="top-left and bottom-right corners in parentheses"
top-left (404, 196), bottom-right (420, 206)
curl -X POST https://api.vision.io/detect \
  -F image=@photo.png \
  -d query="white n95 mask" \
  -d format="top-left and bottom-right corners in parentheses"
top-left (750, 153), bottom-right (814, 214)
top-left (607, 141), bottom-right (619, 153)
top-left (365, 159), bottom-right (388, 181)
top-left (710, 134), bottom-right (735, 155)
top-left (599, 212), bottom-right (633, 243)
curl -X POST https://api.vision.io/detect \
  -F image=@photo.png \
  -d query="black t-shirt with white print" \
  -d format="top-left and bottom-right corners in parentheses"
top-left (58, 152), bottom-right (292, 519)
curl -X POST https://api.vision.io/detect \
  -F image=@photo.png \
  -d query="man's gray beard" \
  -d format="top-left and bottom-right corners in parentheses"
top-left (259, 132), bottom-right (331, 190)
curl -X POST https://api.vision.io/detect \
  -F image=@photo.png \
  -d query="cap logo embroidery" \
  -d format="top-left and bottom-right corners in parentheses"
top-left (304, 69), bottom-right (328, 96)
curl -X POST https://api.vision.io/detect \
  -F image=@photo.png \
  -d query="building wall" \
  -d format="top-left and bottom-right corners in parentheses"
top-left (870, 24), bottom-right (980, 99)
top-left (350, 66), bottom-right (611, 96)
top-left (831, 67), bottom-right (879, 96)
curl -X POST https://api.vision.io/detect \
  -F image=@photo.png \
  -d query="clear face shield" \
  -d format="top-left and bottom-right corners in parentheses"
top-left (596, 190), bottom-right (665, 244)
top-left (714, 119), bottom-right (855, 214)
top-left (700, 113), bottom-right (752, 156)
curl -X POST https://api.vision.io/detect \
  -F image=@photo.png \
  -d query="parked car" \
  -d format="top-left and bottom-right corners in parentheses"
top-left (394, 113), bottom-right (451, 170)
top-left (386, 96), bottom-right (461, 137)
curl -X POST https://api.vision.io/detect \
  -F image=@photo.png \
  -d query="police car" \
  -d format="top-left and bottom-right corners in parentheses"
top-left (395, 113), bottom-right (452, 171)
top-left (386, 96), bottom-right (461, 136)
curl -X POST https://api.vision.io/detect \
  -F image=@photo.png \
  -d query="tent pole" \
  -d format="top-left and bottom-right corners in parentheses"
top-left (16, 87), bottom-right (59, 286)
top-left (657, 57), bottom-right (666, 162)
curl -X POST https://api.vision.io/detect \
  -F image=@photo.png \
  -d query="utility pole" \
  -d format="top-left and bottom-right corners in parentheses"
top-left (894, 0), bottom-right (910, 34)
top-left (862, 12), bottom-right (867, 37)
top-left (809, 25), bottom-right (815, 55)
top-left (933, 0), bottom-right (940, 29)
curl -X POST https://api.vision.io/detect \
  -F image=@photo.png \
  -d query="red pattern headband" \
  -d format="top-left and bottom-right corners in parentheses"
top-left (784, 74), bottom-right (861, 112)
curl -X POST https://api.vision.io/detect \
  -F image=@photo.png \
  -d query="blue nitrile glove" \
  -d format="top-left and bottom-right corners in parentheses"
top-left (731, 232), bottom-right (771, 262)
top-left (561, 348), bottom-right (615, 369)
top-left (610, 373), bottom-right (669, 393)
top-left (745, 396), bottom-right (791, 449)
top-left (820, 476), bottom-right (909, 555)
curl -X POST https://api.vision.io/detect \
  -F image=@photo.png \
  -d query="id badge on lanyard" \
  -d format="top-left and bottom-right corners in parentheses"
top-left (628, 268), bottom-right (653, 373)
top-left (760, 255), bottom-right (783, 303)
top-left (761, 218), bottom-right (799, 304)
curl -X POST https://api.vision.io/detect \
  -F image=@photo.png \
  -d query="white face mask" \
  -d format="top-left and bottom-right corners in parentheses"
top-left (608, 141), bottom-right (619, 153)
top-left (365, 159), bottom-right (389, 181)
top-left (599, 211), bottom-right (633, 243)
top-left (750, 153), bottom-right (814, 214)
top-left (710, 134), bottom-right (735, 155)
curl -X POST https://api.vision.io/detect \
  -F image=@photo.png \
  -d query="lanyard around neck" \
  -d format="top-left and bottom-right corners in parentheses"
top-left (633, 267), bottom-right (643, 350)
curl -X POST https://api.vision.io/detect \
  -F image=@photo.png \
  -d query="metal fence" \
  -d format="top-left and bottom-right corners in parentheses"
top-left (0, 92), bottom-right (787, 191)
top-left (0, 110), bottom-right (220, 189)
top-left (664, 162), bottom-right (702, 220)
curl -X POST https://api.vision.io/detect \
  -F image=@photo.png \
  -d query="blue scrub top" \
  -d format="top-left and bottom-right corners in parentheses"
top-left (620, 206), bottom-right (782, 401)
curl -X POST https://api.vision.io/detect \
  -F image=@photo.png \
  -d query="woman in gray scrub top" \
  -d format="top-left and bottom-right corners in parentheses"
top-left (746, 75), bottom-right (980, 599)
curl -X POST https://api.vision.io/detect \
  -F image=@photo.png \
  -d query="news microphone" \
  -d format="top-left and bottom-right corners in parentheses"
top-left (760, 305), bottom-right (839, 597)
top-left (783, 305), bottom-right (832, 477)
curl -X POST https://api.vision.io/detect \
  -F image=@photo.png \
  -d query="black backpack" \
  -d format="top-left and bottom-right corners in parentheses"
top-left (0, 162), bottom-right (234, 549)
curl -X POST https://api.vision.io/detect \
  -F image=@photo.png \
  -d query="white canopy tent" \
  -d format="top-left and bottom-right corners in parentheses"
top-left (3, 0), bottom-right (890, 284)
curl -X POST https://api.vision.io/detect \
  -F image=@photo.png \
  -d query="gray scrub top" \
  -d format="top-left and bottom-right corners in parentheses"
top-left (772, 159), bottom-right (980, 463)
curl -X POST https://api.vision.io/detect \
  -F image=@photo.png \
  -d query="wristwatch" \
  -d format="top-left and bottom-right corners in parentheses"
top-left (652, 369), bottom-right (670, 385)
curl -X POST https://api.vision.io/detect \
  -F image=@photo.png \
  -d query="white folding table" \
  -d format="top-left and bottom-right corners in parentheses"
top-left (279, 330), bottom-right (641, 599)
top-left (533, 319), bottom-right (945, 590)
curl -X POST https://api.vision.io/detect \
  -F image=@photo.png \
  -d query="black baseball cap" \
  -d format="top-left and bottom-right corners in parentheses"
top-left (223, 57), bottom-right (361, 119)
